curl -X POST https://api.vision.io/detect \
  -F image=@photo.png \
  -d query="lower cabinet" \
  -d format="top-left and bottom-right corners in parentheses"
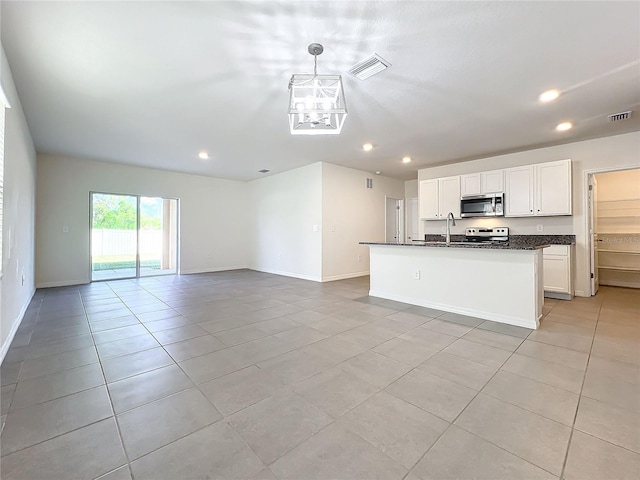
top-left (543, 245), bottom-right (573, 299)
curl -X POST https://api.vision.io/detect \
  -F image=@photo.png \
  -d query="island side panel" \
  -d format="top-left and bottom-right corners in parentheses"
top-left (368, 245), bottom-right (542, 329)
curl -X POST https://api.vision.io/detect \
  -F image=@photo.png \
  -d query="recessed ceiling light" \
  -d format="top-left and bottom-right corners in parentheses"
top-left (375, 171), bottom-right (381, 175)
top-left (402, 156), bottom-right (411, 164)
top-left (539, 89), bottom-right (560, 103)
top-left (258, 169), bottom-right (270, 174)
top-left (556, 122), bottom-right (573, 131)
top-left (198, 151), bottom-right (209, 160)
top-left (362, 143), bottom-right (373, 152)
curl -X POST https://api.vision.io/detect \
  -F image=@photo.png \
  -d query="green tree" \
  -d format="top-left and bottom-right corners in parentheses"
top-left (93, 196), bottom-right (137, 229)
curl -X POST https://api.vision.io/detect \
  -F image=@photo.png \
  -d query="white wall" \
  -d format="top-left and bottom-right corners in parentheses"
top-left (404, 179), bottom-right (418, 199)
top-left (1, 45), bottom-right (37, 361)
top-left (36, 154), bottom-right (250, 287)
top-left (322, 163), bottom-right (404, 281)
top-left (417, 132), bottom-right (640, 296)
top-left (249, 163), bottom-right (323, 281)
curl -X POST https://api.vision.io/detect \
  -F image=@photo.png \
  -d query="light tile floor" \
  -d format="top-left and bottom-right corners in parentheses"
top-left (0, 270), bottom-right (638, 480)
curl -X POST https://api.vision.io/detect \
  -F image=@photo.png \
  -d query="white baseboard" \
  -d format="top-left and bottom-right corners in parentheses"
top-left (544, 291), bottom-right (573, 301)
top-left (369, 289), bottom-right (540, 329)
top-left (0, 288), bottom-right (35, 364)
top-left (250, 267), bottom-right (322, 283)
top-left (35, 279), bottom-right (89, 289)
top-left (180, 266), bottom-right (248, 275)
top-left (322, 271), bottom-right (369, 282)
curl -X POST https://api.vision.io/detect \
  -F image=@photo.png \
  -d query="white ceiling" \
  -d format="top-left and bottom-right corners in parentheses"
top-left (2, 1), bottom-right (639, 181)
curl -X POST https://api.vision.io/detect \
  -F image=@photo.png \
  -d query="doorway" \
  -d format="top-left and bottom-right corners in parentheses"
top-left (385, 197), bottom-right (404, 243)
top-left (587, 168), bottom-right (640, 295)
top-left (90, 193), bottom-right (179, 281)
top-left (405, 197), bottom-right (419, 243)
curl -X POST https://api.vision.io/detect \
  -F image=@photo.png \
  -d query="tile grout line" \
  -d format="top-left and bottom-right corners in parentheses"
top-left (558, 300), bottom-right (602, 480)
top-left (396, 326), bottom-right (542, 479)
top-left (80, 283), bottom-right (137, 480)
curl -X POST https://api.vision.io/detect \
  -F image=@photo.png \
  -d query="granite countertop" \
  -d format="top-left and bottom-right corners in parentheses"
top-left (360, 234), bottom-right (576, 251)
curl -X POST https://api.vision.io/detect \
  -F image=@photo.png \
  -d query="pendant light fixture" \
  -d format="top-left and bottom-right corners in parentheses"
top-left (288, 43), bottom-right (347, 135)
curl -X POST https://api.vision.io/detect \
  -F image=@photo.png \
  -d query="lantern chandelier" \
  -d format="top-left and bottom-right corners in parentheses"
top-left (288, 43), bottom-right (347, 135)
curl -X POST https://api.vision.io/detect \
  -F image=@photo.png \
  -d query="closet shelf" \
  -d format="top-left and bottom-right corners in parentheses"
top-left (597, 198), bottom-right (640, 203)
top-left (598, 266), bottom-right (640, 273)
top-left (598, 250), bottom-right (640, 255)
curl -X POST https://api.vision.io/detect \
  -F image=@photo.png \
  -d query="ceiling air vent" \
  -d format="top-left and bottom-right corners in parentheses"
top-left (608, 111), bottom-right (631, 122)
top-left (348, 54), bottom-right (391, 80)
top-left (258, 169), bottom-right (270, 174)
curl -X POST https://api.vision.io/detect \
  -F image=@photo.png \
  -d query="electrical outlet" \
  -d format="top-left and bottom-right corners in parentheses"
top-left (414, 269), bottom-right (421, 280)
top-left (331, 225), bottom-right (336, 232)
top-left (537, 224), bottom-right (543, 232)
top-left (312, 224), bottom-right (318, 232)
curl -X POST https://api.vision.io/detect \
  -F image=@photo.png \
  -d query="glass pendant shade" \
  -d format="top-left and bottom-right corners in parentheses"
top-left (288, 44), bottom-right (347, 135)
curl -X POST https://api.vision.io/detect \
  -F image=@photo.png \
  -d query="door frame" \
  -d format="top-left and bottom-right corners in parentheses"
top-left (583, 165), bottom-right (637, 296)
top-left (89, 191), bottom-right (180, 282)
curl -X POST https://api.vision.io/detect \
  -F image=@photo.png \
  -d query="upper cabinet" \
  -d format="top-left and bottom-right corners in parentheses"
top-left (419, 179), bottom-right (439, 220)
top-left (505, 159), bottom-right (572, 217)
top-left (505, 166), bottom-right (535, 216)
top-left (536, 160), bottom-right (572, 216)
top-left (461, 170), bottom-right (504, 197)
top-left (419, 176), bottom-right (461, 220)
top-left (482, 170), bottom-right (505, 194)
top-left (460, 173), bottom-right (481, 196)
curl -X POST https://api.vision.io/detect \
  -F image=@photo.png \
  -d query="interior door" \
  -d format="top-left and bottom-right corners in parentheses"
top-left (386, 197), bottom-right (400, 243)
top-left (406, 198), bottom-right (419, 242)
top-left (91, 193), bottom-right (139, 281)
top-left (589, 175), bottom-right (599, 295)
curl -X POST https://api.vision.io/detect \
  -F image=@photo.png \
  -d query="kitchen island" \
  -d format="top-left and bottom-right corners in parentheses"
top-left (360, 240), bottom-right (550, 329)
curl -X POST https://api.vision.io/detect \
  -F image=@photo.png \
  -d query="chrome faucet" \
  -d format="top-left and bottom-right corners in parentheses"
top-left (445, 212), bottom-right (456, 245)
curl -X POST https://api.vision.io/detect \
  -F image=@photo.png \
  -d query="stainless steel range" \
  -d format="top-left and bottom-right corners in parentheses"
top-left (464, 227), bottom-right (509, 244)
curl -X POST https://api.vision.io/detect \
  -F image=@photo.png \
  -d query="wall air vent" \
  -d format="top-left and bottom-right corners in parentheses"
top-left (258, 169), bottom-right (270, 174)
top-left (608, 111), bottom-right (631, 122)
top-left (348, 54), bottom-right (391, 80)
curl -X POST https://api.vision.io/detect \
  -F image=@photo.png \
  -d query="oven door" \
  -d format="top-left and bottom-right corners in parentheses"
top-left (460, 195), bottom-right (498, 218)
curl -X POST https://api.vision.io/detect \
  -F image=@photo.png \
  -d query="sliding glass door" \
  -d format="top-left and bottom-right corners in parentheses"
top-left (139, 196), bottom-right (178, 277)
top-left (91, 193), bottom-right (178, 281)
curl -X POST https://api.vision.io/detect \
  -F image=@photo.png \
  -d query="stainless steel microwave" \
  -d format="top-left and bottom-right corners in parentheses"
top-left (460, 193), bottom-right (504, 218)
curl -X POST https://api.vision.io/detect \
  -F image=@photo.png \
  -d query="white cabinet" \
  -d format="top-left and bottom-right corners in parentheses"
top-left (440, 176), bottom-right (461, 218)
top-left (482, 170), bottom-right (504, 194)
top-left (505, 166), bottom-right (534, 216)
top-left (419, 179), bottom-right (439, 220)
top-left (505, 160), bottom-right (571, 217)
top-left (543, 245), bottom-right (573, 299)
top-left (536, 160), bottom-right (572, 216)
top-left (460, 170), bottom-right (504, 197)
top-left (419, 176), bottom-right (460, 220)
top-left (460, 173), bottom-right (481, 197)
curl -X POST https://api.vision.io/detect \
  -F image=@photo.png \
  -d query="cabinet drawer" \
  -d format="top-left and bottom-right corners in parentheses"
top-left (544, 245), bottom-right (569, 256)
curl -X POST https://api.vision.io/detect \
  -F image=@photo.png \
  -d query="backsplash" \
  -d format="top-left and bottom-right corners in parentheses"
top-left (420, 215), bottom-right (573, 236)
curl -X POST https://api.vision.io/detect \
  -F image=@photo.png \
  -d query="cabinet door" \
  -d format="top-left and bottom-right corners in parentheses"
top-left (460, 173), bottom-right (481, 197)
top-left (536, 160), bottom-right (572, 216)
top-left (482, 169), bottom-right (504, 193)
top-left (419, 179), bottom-right (439, 220)
top-left (543, 255), bottom-right (570, 293)
top-left (505, 166), bottom-right (534, 216)
top-left (439, 176), bottom-right (461, 219)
